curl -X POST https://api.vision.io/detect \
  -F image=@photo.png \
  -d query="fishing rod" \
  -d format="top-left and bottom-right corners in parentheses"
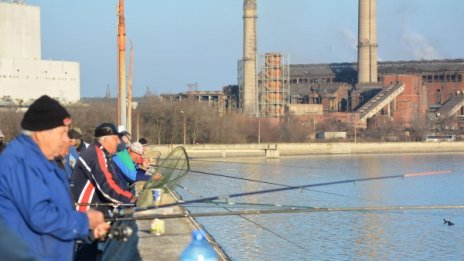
top-left (115, 169), bottom-right (452, 217)
top-left (189, 158), bottom-right (315, 170)
top-left (186, 168), bottom-right (389, 205)
top-left (112, 204), bottom-right (464, 221)
top-left (177, 184), bottom-right (319, 210)
top-left (76, 203), bottom-right (135, 208)
top-left (177, 183), bottom-right (309, 250)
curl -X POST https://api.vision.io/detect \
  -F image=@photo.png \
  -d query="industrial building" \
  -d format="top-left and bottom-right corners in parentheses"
top-left (233, 0), bottom-right (464, 134)
top-left (257, 53), bottom-right (290, 118)
top-left (290, 59), bottom-right (464, 130)
top-left (0, 1), bottom-right (80, 106)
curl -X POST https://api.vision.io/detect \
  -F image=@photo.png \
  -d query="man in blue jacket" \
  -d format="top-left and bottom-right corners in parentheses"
top-left (0, 95), bottom-right (109, 261)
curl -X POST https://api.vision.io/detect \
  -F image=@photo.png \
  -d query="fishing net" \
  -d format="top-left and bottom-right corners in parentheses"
top-left (141, 146), bottom-right (190, 190)
top-left (136, 146), bottom-right (189, 207)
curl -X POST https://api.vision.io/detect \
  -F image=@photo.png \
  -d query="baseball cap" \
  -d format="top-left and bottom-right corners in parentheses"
top-left (94, 123), bottom-right (123, 138)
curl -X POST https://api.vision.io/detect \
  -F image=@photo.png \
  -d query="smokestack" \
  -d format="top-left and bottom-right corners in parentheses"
top-left (242, 0), bottom-right (258, 116)
top-left (357, 0), bottom-right (378, 84)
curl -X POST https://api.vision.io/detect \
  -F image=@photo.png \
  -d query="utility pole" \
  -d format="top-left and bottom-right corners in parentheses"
top-left (258, 113), bottom-right (261, 144)
top-left (117, 0), bottom-right (127, 130)
top-left (181, 110), bottom-right (187, 145)
top-left (127, 41), bottom-right (133, 134)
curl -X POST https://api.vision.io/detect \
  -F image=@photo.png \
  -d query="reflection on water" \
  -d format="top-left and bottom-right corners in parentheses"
top-left (179, 153), bottom-right (464, 260)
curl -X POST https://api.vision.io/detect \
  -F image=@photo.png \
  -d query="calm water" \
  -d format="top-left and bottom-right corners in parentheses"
top-left (178, 153), bottom-right (464, 260)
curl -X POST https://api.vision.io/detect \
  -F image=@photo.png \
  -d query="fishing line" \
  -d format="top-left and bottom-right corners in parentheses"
top-left (121, 169), bottom-right (452, 214)
top-left (153, 158), bottom-right (404, 209)
top-left (186, 168), bottom-right (401, 206)
top-left (114, 205), bottom-right (464, 221)
top-left (177, 184), bottom-right (314, 210)
top-left (177, 184), bottom-right (309, 251)
top-left (189, 158), bottom-right (316, 170)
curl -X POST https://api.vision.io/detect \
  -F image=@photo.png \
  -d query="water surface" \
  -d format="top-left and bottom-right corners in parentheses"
top-left (178, 153), bottom-right (464, 260)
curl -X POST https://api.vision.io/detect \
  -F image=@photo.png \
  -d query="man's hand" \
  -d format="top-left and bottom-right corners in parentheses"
top-left (92, 222), bottom-right (111, 241)
top-left (152, 172), bottom-right (164, 181)
top-left (86, 208), bottom-right (110, 240)
top-left (142, 157), bottom-right (150, 169)
top-left (86, 208), bottom-right (106, 230)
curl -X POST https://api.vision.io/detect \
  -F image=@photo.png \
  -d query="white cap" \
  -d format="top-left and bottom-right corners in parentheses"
top-left (0, 129), bottom-right (4, 138)
top-left (130, 142), bottom-right (144, 155)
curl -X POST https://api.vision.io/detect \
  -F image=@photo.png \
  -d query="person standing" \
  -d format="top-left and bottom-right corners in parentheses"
top-left (0, 95), bottom-right (109, 261)
top-left (69, 127), bottom-right (88, 153)
top-left (72, 122), bottom-right (135, 214)
top-left (0, 129), bottom-right (5, 154)
top-left (71, 123), bottom-right (138, 261)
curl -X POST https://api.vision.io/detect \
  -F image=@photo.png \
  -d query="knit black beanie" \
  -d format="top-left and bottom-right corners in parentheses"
top-left (21, 95), bottom-right (72, 131)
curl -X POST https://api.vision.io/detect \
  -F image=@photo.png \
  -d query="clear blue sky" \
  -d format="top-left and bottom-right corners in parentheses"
top-left (26, 0), bottom-right (464, 97)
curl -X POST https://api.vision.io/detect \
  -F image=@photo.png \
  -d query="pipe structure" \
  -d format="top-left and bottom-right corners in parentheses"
top-left (117, 0), bottom-right (127, 129)
top-left (357, 0), bottom-right (378, 84)
top-left (242, 0), bottom-right (258, 116)
top-left (127, 42), bottom-right (133, 134)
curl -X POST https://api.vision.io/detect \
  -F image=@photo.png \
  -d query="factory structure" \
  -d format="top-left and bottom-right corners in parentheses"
top-left (3, 0), bottom-right (462, 134)
top-left (164, 0), bottom-right (463, 134)
top-left (0, 1), bottom-right (80, 105)
top-left (231, 0), bottom-right (464, 133)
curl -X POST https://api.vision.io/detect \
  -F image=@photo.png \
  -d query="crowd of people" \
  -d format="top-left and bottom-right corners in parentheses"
top-left (0, 95), bottom-right (158, 260)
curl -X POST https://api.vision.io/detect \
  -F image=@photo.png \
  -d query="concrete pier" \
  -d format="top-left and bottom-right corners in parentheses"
top-left (135, 189), bottom-right (229, 260)
top-left (150, 141), bottom-right (464, 159)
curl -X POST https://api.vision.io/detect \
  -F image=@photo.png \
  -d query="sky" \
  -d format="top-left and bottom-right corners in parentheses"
top-left (26, 0), bottom-right (464, 98)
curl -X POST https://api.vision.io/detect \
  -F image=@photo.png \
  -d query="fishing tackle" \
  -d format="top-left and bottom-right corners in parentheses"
top-left (108, 225), bottom-right (134, 241)
top-left (111, 205), bottom-right (464, 221)
top-left (126, 169), bottom-right (452, 215)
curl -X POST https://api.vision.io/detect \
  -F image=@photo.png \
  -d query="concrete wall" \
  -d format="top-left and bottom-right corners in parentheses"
top-left (0, 59), bottom-right (80, 103)
top-left (150, 142), bottom-right (464, 159)
top-left (288, 103), bottom-right (323, 116)
top-left (0, 3), bottom-right (41, 60)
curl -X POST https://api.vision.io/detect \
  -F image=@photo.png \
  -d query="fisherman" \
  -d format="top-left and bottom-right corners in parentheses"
top-left (0, 129), bottom-right (5, 154)
top-left (69, 127), bottom-right (88, 153)
top-left (72, 123), bottom-right (139, 261)
top-left (116, 130), bottom-right (131, 152)
top-left (137, 137), bottom-right (152, 169)
top-left (128, 141), bottom-right (163, 182)
top-left (55, 131), bottom-right (76, 180)
top-left (138, 137), bottom-right (149, 153)
top-left (137, 137), bottom-right (161, 167)
top-left (72, 122), bottom-right (136, 214)
top-left (0, 95), bottom-right (109, 261)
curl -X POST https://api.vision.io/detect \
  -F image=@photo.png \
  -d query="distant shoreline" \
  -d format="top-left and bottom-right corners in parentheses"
top-left (150, 142), bottom-right (464, 159)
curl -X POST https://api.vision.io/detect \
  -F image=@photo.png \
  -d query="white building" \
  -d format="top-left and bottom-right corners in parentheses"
top-left (0, 1), bottom-right (80, 104)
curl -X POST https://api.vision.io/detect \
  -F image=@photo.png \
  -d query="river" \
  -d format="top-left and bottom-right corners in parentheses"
top-left (177, 153), bottom-right (464, 260)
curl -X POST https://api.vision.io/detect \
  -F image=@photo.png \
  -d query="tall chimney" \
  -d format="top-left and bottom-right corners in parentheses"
top-left (357, 0), bottom-right (378, 84)
top-left (242, 0), bottom-right (258, 116)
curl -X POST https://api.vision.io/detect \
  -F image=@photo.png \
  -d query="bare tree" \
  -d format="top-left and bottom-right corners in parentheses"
top-left (0, 108), bottom-right (23, 142)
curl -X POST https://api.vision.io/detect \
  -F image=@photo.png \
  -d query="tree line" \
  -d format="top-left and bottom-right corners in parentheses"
top-left (0, 96), bottom-right (311, 144)
top-left (1, 95), bottom-right (448, 144)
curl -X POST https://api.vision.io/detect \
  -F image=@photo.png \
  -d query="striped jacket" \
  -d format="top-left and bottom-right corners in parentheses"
top-left (71, 142), bottom-right (133, 213)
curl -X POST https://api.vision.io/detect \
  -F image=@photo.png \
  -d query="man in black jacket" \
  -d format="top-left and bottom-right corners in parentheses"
top-left (72, 123), bottom-right (135, 214)
top-left (0, 129), bottom-right (5, 154)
